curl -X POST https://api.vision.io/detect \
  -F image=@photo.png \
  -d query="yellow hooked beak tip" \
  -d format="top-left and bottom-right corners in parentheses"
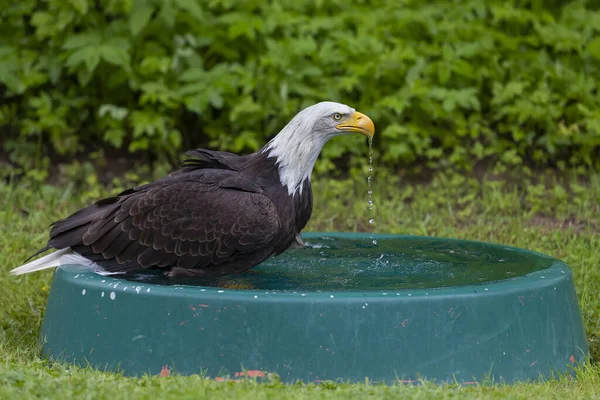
top-left (336, 111), bottom-right (375, 138)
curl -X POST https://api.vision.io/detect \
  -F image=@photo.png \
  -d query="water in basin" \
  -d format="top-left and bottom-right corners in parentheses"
top-left (120, 235), bottom-right (555, 291)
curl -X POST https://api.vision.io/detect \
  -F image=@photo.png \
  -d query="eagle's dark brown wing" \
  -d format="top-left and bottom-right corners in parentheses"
top-left (47, 169), bottom-right (281, 277)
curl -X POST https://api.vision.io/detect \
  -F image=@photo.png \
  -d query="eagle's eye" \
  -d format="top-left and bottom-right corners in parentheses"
top-left (332, 113), bottom-right (343, 121)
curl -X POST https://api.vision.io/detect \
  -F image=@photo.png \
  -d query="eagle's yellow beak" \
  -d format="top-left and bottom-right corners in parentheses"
top-left (336, 111), bottom-right (375, 138)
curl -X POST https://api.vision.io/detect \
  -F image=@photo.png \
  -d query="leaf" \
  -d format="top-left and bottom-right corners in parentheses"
top-left (76, 66), bottom-right (94, 86)
top-left (210, 92), bottom-right (224, 109)
top-left (587, 37), bottom-right (600, 60)
top-left (140, 56), bottom-right (171, 74)
top-left (159, 0), bottom-right (177, 27)
top-left (179, 67), bottom-right (206, 82)
top-left (183, 93), bottom-right (209, 114)
top-left (65, 47), bottom-right (100, 73)
top-left (99, 104), bottom-right (129, 120)
top-left (130, 110), bottom-right (168, 139)
top-left (168, 129), bottom-right (182, 148)
top-left (62, 32), bottom-right (102, 50)
top-left (227, 20), bottom-right (255, 40)
top-left (229, 96), bottom-right (263, 123)
top-left (31, 12), bottom-right (53, 27)
top-left (129, 137), bottom-right (149, 152)
top-left (104, 128), bottom-right (126, 148)
top-left (129, 3), bottom-right (154, 36)
top-left (31, 12), bottom-right (55, 39)
top-left (492, 81), bottom-right (526, 105)
top-left (71, 0), bottom-right (89, 15)
top-left (176, 0), bottom-right (204, 22)
top-left (47, 57), bottom-right (62, 84)
top-left (437, 63), bottom-right (451, 84)
top-left (0, 72), bottom-right (25, 94)
top-left (100, 45), bottom-right (130, 67)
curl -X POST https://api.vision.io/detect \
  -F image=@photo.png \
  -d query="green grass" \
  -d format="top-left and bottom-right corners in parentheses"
top-left (1, 168), bottom-right (600, 398)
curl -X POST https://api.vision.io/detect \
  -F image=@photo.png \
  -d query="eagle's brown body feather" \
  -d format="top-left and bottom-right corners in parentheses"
top-left (46, 149), bottom-right (312, 277)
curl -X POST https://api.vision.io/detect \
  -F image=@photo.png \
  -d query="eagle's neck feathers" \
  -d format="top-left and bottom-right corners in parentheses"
top-left (262, 111), bottom-right (328, 196)
top-left (263, 125), bottom-right (327, 195)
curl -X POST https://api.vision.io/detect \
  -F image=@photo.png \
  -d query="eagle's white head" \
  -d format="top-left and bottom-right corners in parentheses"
top-left (264, 101), bottom-right (375, 196)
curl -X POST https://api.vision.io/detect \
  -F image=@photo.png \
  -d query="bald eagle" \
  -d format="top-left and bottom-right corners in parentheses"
top-left (11, 102), bottom-right (375, 278)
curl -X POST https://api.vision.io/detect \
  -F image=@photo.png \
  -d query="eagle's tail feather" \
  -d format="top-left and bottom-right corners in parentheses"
top-left (11, 248), bottom-right (126, 276)
top-left (11, 247), bottom-right (125, 276)
top-left (10, 248), bottom-right (71, 275)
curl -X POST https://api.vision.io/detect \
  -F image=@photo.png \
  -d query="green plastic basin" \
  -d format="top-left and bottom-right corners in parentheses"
top-left (40, 233), bottom-right (589, 384)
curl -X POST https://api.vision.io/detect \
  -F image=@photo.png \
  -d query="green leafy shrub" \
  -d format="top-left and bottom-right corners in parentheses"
top-left (1, 0), bottom-right (600, 173)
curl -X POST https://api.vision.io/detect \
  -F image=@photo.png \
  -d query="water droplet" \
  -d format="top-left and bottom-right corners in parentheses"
top-left (366, 136), bottom-right (377, 247)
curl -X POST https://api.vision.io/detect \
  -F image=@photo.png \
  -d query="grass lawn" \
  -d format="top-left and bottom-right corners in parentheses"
top-left (1, 168), bottom-right (599, 398)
